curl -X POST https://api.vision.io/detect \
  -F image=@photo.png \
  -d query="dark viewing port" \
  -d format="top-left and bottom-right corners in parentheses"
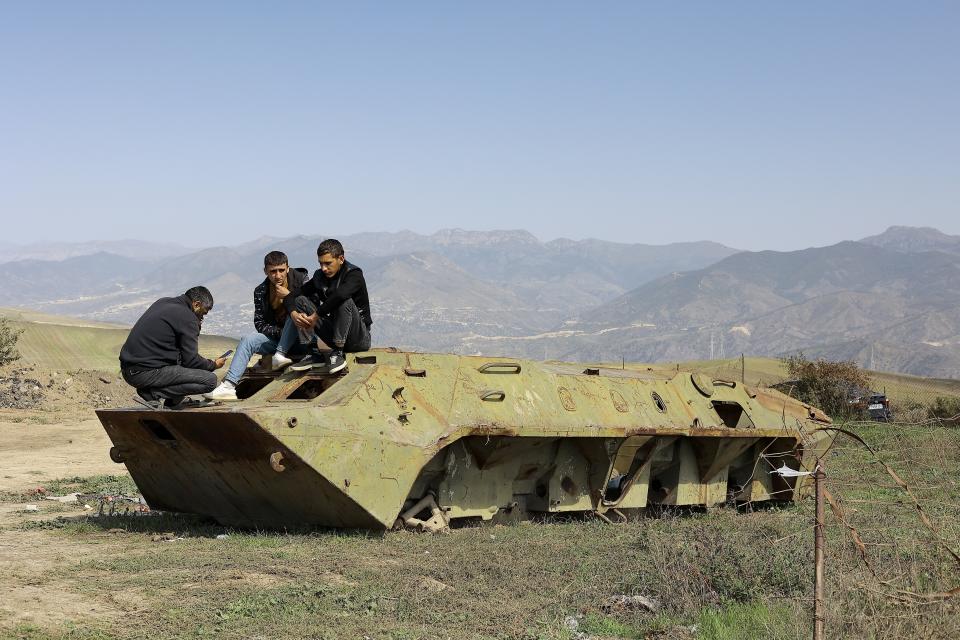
top-left (712, 401), bottom-right (755, 429)
top-left (282, 376), bottom-right (342, 401)
top-left (141, 418), bottom-right (175, 441)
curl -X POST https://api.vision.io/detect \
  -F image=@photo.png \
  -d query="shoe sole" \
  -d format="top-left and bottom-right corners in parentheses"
top-left (313, 360), bottom-right (346, 374)
top-left (289, 362), bottom-right (316, 372)
top-left (204, 395), bottom-right (239, 401)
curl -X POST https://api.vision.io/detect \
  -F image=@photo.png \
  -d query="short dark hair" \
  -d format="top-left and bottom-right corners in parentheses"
top-left (264, 251), bottom-right (288, 268)
top-left (317, 239), bottom-right (344, 258)
top-left (185, 286), bottom-right (214, 310)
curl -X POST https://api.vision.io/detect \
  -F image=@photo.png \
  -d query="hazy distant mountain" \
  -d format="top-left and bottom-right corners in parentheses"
top-left (7, 226), bottom-right (960, 377)
top-left (0, 229), bottom-right (737, 351)
top-left (0, 239), bottom-right (192, 263)
top-left (573, 241), bottom-right (960, 331)
top-left (0, 253), bottom-right (157, 304)
top-left (469, 239), bottom-right (960, 377)
top-left (860, 226), bottom-right (960, 255)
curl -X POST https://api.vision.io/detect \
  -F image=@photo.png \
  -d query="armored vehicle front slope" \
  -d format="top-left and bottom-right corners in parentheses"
top-left (96, 350), bottom-right (833, 530)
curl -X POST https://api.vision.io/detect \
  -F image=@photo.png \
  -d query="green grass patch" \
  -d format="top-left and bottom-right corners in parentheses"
top-left (696, 602), bottom-right (803, 640)
top-left (39, 475), bottom-right (140, 497)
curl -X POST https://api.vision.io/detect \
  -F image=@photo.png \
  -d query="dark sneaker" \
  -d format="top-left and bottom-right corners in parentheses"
top-left (173, 397), bottom-right (215, 409)
top-left (313, 350), bottom-right (346, 374)
top-left (289, 354), bottom-right (322, 372)
top-left (133, 394), bottom-right (165, 411)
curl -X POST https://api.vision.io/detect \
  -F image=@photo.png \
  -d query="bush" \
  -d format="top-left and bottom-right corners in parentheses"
top-left (0, 317), bottom-right (23, 366)
top-left (780, 352), bottom-right (869, 420)
top-left (928, 396), bottom-right (960, 426)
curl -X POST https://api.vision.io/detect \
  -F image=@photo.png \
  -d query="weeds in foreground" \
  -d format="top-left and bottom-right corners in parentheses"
top-left (2, 423), bottom-right (958, 639)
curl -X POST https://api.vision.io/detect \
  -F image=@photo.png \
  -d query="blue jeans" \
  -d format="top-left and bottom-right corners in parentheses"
top-left (224, 333), bottom-right (278, 384)
top-left (276, 317), bottom-right (306, 358)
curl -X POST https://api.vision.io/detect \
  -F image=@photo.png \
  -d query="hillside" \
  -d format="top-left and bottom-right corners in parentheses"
top-left (860, 225), bottom-right (960, 255)
top-left (2, 308), bottom-right (236, 373)
top-left (482, 237), bottom-right (960, 377)
top-left (5, 227), bottom-right (960, 377)
top-left (0, 229), bottom-right (738, 345)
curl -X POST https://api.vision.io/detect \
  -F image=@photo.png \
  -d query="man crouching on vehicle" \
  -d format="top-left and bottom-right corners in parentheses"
top-left (120, 286), bottom-right (225, 408)
top-left (205, 251), bottom-right (309, 401)
top-left (271, 238), bottom-right (372, 374)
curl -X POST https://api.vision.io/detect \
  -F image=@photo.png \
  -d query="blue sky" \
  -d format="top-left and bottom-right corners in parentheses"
top-left (1, 2), bottom-right (957, 250)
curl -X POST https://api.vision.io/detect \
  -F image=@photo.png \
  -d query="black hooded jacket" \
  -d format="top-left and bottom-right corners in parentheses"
top-left (284, 260), bottom-right (372, 328)
top-left (253, 267), bottom-right (308, 340)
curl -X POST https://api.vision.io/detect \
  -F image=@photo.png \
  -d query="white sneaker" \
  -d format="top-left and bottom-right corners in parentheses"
top-left (271, 353), bottom-right (293, 369)
top-left (204, 382), bottom-right (238, 401)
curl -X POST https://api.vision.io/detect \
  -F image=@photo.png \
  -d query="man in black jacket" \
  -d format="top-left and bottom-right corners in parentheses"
top-left (272, 238), bottom-right (372, 374)
top-left (120, 286), bottom-right (226, 408)
top-left (205, 251), bottom-right (309, 401)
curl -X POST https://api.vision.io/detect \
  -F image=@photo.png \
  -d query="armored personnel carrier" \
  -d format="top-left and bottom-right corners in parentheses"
top-left (96, 350), bottom-right (833, 531)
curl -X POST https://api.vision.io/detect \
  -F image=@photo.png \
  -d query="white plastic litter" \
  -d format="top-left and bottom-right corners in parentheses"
top-left (771, 464), bottom-right (813, 478)
top-left (44, 492), bottom-right (80, 503)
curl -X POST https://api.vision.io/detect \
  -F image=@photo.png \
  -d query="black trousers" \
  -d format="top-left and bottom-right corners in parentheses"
top-left (316, 298), bottom-right (371, 352)
top-left (290, 296), bottom-right (371, 352)
top-left (122, 365), bottom-right (218, 405)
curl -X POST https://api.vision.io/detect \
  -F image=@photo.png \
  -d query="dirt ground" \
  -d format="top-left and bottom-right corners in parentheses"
top-left (0, 416), bottom-right (119, 493)
top-left (0, 412), bottom-right (128, 630)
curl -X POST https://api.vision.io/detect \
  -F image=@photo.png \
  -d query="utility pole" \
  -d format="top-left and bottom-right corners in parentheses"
top-left (709, 332), bottom-right (715, 360)
top-left (813, 461), bottom-right (826, 640)
top-left (741, 353), bottom-right (745, 384)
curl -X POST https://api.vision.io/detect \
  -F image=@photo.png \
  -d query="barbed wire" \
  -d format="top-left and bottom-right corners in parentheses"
top-left (816, 424), bottom-right (960, 605)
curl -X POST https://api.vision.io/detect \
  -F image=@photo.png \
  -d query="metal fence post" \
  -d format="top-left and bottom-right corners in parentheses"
top-left (813, 460), bottom-right (826, 640)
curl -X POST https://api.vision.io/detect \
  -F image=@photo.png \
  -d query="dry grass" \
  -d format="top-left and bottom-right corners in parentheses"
top-left (6, 315), bottom-right (235, 374)
top-left (2, 344), bottom-right (957, 639)
top-left (4, 420), bottom-right (958, 640)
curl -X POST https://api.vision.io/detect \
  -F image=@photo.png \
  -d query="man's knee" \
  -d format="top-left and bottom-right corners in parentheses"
top-left (203, 371), bottom-right (220, 391)
top-left (198, 370), bottom-right (218, 392)
top-left (294, 295), bottom-right (317, 315)
top-left (238, 332), bottom-right (262, 348)
top-left (336, 299), bottom-right (359, 317)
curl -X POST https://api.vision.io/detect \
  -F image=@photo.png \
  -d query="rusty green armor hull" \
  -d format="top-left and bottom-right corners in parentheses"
top-left (96, 351), bottom-right (833, 530)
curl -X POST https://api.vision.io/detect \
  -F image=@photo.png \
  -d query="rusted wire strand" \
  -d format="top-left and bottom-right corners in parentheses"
top-left (815, 426), bottom-right (960, 603)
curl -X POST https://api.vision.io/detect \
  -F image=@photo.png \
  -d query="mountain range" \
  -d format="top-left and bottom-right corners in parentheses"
top-left (3, 226), bottom-right (960, 378)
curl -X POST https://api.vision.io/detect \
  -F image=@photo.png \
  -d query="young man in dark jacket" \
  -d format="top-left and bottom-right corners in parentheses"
top-left (271, 238), bottom-right (372, 374)
top-left (120, 286), bottom-right (226, 408)
top-left (205, 251), bottom-right (308, 401)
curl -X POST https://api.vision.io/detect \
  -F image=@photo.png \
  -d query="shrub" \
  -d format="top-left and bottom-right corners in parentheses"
top-left (0, 317), bottom-right (23, 366)
top-left (928, 396), bottom-right (960, 426)
top-left (780, 352), bottom-right (870, 420)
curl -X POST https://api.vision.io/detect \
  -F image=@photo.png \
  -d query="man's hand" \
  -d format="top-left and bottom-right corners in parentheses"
top-left (274, 282), bottom-right (290, 298)
top-left (292, 310), bottom-right (317, 330)
top-left (214, 356), bottom-right (227, 369)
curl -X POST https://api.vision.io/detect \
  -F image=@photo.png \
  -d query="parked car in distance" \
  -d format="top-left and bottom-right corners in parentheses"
top-left (865, 392), bottom-right (893, 422)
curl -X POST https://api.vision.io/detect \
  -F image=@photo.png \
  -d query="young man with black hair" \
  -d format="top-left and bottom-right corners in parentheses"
top-left (271, 238), bottom-right (372, 374)
top-left (205, 251), bottom-right (309, 401)
top-left (120, 286), bottom-right (226, 408)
